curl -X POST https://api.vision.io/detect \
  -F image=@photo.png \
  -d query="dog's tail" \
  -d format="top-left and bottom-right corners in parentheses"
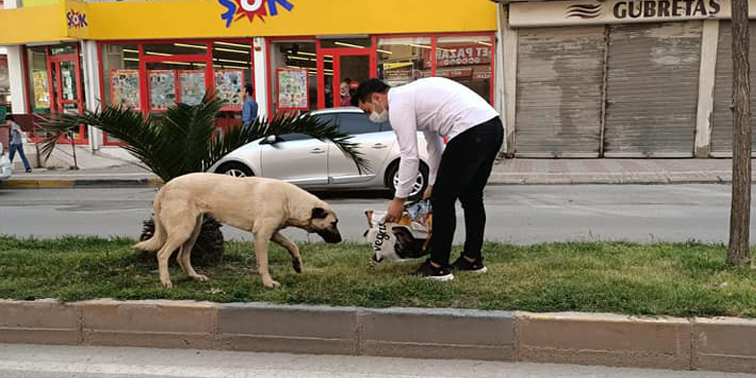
top-left (134, 188), bottom-right (167, 252)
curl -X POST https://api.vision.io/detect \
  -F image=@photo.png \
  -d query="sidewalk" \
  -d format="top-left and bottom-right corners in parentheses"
top-left (1, 145), bottom-right (750, 189)
top-left (489, 158), bottom-right (750, 185)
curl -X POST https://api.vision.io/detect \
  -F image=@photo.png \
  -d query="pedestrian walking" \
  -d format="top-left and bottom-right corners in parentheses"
top-left (352, 77), bottom-right (503, 281)
top-left (6, 115), bottom-right (32, 173)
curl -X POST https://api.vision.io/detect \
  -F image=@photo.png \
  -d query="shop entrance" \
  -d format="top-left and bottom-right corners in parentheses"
top-left (317, 47), bottom-right (376, 109)
top-left (47, 45), bottom-right (87, 143)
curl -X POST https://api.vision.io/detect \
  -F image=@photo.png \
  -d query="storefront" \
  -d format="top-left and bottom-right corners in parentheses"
top-left (496, 0), bottom-right (756, 158)
top-left (0, 0), bottom-right (499, 149)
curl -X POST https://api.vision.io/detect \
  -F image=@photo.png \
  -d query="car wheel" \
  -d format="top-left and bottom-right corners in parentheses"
top-left (387, 162), bottom-right (429, 201)
top-left (216, 162), bottom-right (254, 177)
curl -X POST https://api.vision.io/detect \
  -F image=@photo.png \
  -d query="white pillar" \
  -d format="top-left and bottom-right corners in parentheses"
top-left (501, 4), bottom-right (518, 157)
top-left (494, 1), bottom-right (506, 152)
top-left (6, 45), bottom-right (27, 115)
top-left (694, 20), bottom-right (720, 158)
top-left (81, 40), bottom-right (103, 151)
top-left (253, 37), bottom-right (268, 119)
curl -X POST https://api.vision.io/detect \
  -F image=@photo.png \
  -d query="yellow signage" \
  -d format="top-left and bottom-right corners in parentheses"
top-left (0, 0), bottom-right (496, 43)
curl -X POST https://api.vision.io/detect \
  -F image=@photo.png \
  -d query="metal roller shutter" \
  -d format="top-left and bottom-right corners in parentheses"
top-left (603, 22), bottom-right (702, 157)
top-left (710, 21), bottom-right (756, 157)
top-left (515, 27), bottom-right (604, 158)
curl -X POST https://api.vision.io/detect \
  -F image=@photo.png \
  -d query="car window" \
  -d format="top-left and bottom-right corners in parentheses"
top-left (273, 114), bottom-right (337, 142)
top-left (379, 121), bottom-right (393, 132)
top-left (277, 133), bottom-right (311, 142)
top-left (337, 113), bottom-right (381, 135)
top-left (313, 113), bottom-right (337, 126)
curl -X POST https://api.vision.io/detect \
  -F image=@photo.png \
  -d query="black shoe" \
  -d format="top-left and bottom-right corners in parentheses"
top-left (451, 256), bottom-right (488, 273)
top-left (414, 259), bottom-right (454, 281)
top-left (25, 168), bottom-right (32, 173)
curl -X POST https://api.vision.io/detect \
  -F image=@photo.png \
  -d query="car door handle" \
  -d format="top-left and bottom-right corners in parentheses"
top-left (372, 143), bottom-right (388, 149)
top-left (310, 148), bottom-right (326, 154)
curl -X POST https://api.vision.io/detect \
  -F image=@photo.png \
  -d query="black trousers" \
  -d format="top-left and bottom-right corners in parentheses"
top-left (430, 116), bottom-right (504, 266)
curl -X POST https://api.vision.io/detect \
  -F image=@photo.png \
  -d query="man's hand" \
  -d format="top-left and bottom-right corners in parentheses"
top-left (422, 185), bottom-right (433, 201)
top-left (386, 197), bottom-right (406, 223)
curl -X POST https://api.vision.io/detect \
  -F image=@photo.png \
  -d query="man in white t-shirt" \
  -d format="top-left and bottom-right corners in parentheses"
top-left (352, 77), bottom-right (503, 281)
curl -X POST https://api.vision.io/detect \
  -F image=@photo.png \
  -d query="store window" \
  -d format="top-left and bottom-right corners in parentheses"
top-left (99, 39), bottom-right (255, 144)
top-left (27, 46), bottom-right (51, 114)
top-left (436, 35), bottom-right (494, 103)
top-left (0, 56), bottom-right (9, 115)
top-left (377, 37), bottom-right (431, 87)
top-left (269, 40), bottom-right (320, 115)
top-left (25, 43), bottom-right (87, 142)
top-left (101, 44), bottom-right (140, 109)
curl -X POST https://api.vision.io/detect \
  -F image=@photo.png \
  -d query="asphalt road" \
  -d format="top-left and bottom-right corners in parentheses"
top-left (0, 184), bottom-right (753, 244)
top-left (0, 344), bottom-right (751, 378)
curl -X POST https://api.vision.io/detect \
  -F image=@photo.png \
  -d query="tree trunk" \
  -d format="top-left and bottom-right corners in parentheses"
top-left (728, 0), bottom-right (752, 266)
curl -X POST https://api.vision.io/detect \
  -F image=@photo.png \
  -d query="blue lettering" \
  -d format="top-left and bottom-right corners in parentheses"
top-left (218, 0), bottom-right (237, 28)
top-left (267, 0), bottom-right (293, 16)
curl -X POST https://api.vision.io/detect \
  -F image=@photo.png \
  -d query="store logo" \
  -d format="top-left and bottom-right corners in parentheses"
top-left (565, 0), bottom-right (722, 20)
top-left (67, 10), bottom-right (88, 29)
top-left (218, 0), bottom-right (294, 28)
top-left (566, 3), bottom-right (603, 18)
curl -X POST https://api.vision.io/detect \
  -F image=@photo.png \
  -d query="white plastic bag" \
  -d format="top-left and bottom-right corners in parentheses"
top-left (364, 206), bottom-right (431, 263)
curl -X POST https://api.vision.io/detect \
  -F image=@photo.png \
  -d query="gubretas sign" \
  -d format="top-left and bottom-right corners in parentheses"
top-left (508, 0), bottom-right (751, 27)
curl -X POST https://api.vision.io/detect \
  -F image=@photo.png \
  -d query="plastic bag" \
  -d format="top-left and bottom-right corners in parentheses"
top-left (364, 200), bottom-right (433, 263)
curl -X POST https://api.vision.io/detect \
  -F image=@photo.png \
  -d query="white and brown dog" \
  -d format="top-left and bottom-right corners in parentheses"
top-left (135, 173), bottom-right (341, 288)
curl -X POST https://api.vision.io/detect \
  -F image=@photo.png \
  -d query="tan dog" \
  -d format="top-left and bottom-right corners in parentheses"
top-left (135, 172), bottom-right (342, 288)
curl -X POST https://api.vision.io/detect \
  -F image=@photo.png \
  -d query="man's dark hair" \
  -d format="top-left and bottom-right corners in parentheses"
top-left (350, 78), bottom-right (390, 107)
top-left (5, 114), bottom-right (14, 122)
top-left (245, 85), bottom-right (254, 96)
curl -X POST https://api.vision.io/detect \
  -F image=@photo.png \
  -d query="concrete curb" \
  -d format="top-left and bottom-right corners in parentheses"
top-left (0, 299), bottom-right (754, 373)
top-left (0, 178), bottom-right (163, 189)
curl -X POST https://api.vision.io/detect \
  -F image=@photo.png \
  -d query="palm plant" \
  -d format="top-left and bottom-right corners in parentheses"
top-left (39, 95), bottom-right (367, 265)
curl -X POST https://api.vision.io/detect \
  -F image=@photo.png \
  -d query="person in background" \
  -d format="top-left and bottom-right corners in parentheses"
top-left (6, 115), bottom-right (32, 173)
top-left (242, 85), bottom-right (259, 126)
top-left (340, 78), bottom-right (352, 107)
top-left (352, 77), bottom-right (502, 281)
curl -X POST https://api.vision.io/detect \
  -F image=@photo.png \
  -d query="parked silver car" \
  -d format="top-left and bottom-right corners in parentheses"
top-left (208, 108), bottom-right (430, 198)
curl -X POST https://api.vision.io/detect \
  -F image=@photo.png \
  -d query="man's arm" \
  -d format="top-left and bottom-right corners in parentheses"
top-left (386, 102), bottom-right (419, 222)
top-left (423, 130), bottom-right (444, 188)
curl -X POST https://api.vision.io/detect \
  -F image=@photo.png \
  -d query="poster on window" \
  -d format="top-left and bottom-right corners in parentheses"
top-left (422, 45), bottom-right (492, 68)
top-left (149, 70), bottom-right (177, 111)
top-left (32, 70), bottom-right (50, 110)
top-left (214, 69), bottom-right (244, 111)
top-left (180, 70), bottom-right (206, 106)
top-left (110, 69), bottom-right (140, 110)
top-left (276, 69), bottom-right (308, 111)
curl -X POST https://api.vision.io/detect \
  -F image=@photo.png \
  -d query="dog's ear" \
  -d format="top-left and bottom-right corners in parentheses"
top-left (312, 207), bottom-right (328, 219)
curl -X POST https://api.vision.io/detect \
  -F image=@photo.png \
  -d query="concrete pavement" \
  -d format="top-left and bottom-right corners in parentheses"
top-left (2, 143), bottom-right (753, 188)
top-left (1, 185), bottom-right (752, 243)
top-left (3, 344), bottom-right (749, 378)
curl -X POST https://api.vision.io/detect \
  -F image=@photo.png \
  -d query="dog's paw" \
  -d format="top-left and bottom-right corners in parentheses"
top-left (161, 280), bottom-right (173, 289)
top-left (193, 274), bottom-right (210, 282)
top-left (292, 258), bottom-right (303, 273)
top-left (263, 279), bottom-right (281, 288)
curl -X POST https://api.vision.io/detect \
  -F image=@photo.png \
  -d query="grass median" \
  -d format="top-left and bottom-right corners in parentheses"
top-left (0, 235), bottom-right (755, 318)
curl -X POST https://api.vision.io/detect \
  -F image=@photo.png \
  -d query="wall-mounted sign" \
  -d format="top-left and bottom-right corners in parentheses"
top-left (217, 0), bottom-right (294, 28)
top-left (66, 9), bottom-right (87, 28)
top-left (510, 0), bottom-right (732, 28)
top-left (276, 68), bottom-right (308, 111)
top-left (110, 69), bottom-right (140, 110)
top-left (214, 69), bottom-right (244, 111)
top-left (180, 70), bottom-right (206, 106)
top-left (422, 45), bottom-right (492, 69)
top-left (149, 70), bottom-right (177, 111)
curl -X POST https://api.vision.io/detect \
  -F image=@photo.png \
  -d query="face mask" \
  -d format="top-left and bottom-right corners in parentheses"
top-left (369, 102), bottom-right (389, 123)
